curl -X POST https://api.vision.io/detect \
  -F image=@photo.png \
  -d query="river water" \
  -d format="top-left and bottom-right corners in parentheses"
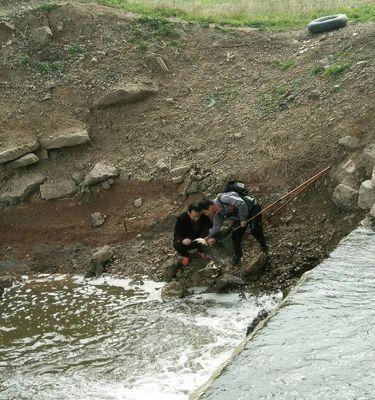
top-left (0, 275), bottom-right (281, 399)
top-left (201, 227), bottom-right (375, 400)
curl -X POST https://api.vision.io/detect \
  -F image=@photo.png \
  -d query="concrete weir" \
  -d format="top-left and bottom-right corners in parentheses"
top-left (191, 228), bottom-right (375, 400)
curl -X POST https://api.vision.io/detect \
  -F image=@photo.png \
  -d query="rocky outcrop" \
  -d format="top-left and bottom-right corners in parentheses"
top-left (5, 153), bottom-right (39, 170)
top-left (0, 139), bottom-right (39, 164)
top-left (83, 162), bottom-right (119, 187)
top-left (332, 184), bottom-right (359, 210)
top-left (358, 180), bottom-right (375, 210)
top-left (93, 82), bottom-right (158, 109)
top-left (0, 172), bottom-right (45, 207)
top-left (40, 179), bottom-right (77, 200)
top-left (161, 281), bottom-right (186, 300)
top-left (39, 128), bottom-right (90, 150)
top-left (246, 309), bottom-right (269, 336)
top-left (31, 26), bottom-right (53, 48)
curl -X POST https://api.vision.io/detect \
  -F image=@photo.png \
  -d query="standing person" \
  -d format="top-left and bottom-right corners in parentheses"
top-left (173, 204), bottom-right (212, 267)
top-left (198, 191), bottom-right (268, 265)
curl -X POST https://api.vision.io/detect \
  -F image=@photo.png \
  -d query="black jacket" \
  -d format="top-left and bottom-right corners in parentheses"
top-left (174, 212), bottom-right (212, 243)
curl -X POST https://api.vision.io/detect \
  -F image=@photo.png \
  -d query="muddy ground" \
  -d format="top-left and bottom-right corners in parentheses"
top-left (0, 2), bottom-right (374, 294)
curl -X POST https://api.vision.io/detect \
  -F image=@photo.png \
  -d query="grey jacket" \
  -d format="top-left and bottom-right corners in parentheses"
top-left (208, 191), bottom-right (249, 237)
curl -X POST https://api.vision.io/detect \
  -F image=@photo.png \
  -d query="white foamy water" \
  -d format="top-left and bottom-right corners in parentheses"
top-left (0, 274), bottom-right (281, 399)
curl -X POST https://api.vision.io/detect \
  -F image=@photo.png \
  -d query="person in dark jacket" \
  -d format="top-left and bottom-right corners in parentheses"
top-left (198, 192), bottom-right (268, 265)
top-left (174, 204), bottom-right (212, 267)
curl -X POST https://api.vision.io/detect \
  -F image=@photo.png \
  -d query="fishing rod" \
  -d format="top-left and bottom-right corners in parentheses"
top-left (217, 165), bottom-right (331, 241)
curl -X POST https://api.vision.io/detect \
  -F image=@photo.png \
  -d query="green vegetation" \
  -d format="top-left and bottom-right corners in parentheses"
top-left (67, 45), bottom-right (84, 56)
top-left (20, 55), bottom-right (62, 74)
top-left (94, 0), bottom-right (375, 30)
top-left (276, 59), bottom-right (296, 70)
top-left (323, 63), bottom-right (350, 77)
top-left (34, 3), bottom-right (58, 12)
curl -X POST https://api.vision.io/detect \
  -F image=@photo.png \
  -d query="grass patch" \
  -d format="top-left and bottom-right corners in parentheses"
top-left (20, 55), bottom-right (62, 74)
top-left (34, 3), bottom-right (59, 12)
top-left (95, 0), bottom-right (375, 30)
top-left (67, 45), bottom-right (84, 56)
top-left (323, 63), bottom-right (350, 77)
top-left (276, 59), bottom-right (296, 70)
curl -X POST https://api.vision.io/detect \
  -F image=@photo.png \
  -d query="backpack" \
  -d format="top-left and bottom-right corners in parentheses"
top-left (224, 181), bottom-right (249, 197)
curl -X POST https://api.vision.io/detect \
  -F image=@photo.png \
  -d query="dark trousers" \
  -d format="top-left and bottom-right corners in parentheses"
top-left (174, 241), bottom-right (204, 257)
top-left (232, 205), bottom-right (268, 256)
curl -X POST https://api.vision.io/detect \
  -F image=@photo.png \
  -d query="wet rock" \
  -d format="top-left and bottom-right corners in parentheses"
top-left (91, 245), bottom-right (114, 264)
top-left (242, 254), bottom-right (268, 281)
top-left (212, 273), bottom-right (245, 292)
top-left (363, 144), bottom-right (375, 170)
top-left (0, 172), bottom-right (45, 207)
top-left (360, 214), bottom-right (375, 230)
top-left (332, 184), bottom-right (359, 210)
top-left (91, 212), bottom-right (106, 227)
top-left (93, 82), bottom-right (158, 109)
top-left (246, 309), bottom-right (269, 336)
top-left (170, 165), bottom-right (191, 178)
top-left (40, 179), bottom-right (77, 200)
top-left (0, 275), bottom-right (13, 298)
top-left (83, 162), bottom-right (119, 187)
top-left (0, 21), bottom-right (15, 41)
top-left (161, 281), bottom-right (186, 300)
top-left (5, 153), bottom-right (39, 170)
top-left (31, 26), bottom-right (53, 48)
top-left (198, 262), bottom-right (222, 279)
top-left (0, 139), bottom-right (39, 164)
top-left (338, 135), bottom-right (361, 151)
top-left (85, 261), bottom-right (103, 278)
top-left (134, 197), bottom-right (143, 208)
top-left (39, 127), bottom-right (90, 150)
top-left (358, 180), bottom-right (375, 210)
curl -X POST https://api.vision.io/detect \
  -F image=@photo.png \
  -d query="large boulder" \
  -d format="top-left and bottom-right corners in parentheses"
top-left (212, 273), bottom-right (246, 292)
top-left (0, 21), bottom-right (15, 42)
top-left (0, 139), bottom-right (39, 164)
top-left (31, 26), bottom-right (53, 48)
top-left (91, 245), bottom-right (114, 264)
top-left (0, 172), bottom-right (45, 206)
top-left (332, 184), bottom-right (359, 210)
top-left (39, 127), bottom-right (90, 150)
top-left (6, 153), bottom-right (39, 170)
top-left (40, 179), bottom-right (77, 200)
top-left (330, 157), bottom-right (365, 187)
top-left (93, 83), bottom-right (158, 109)
top-left (83, 162), bottom-right (119, 187)
top-left (358, 180), bottom-right (375, 210)
top-left (338, 135), bottom-right (361, 151)
top-left (161, 281), bottom-right (186, 300)
top-left (242, 254), bottom-right (268, 281)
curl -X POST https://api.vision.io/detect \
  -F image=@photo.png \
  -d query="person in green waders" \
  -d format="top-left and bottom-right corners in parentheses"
top-left (198, 190), bottom-right (268, 265)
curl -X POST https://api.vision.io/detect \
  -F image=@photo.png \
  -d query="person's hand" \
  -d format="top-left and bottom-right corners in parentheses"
top-left (206, 237), bottom-right (216, 246)
top-left (182, 238), bottom-right (192, 245)
top-left (240, 220), bottom-right (247, 228)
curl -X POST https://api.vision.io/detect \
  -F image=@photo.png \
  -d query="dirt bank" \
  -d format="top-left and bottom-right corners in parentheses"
top-left (0, 2), bottom-right (374, 294)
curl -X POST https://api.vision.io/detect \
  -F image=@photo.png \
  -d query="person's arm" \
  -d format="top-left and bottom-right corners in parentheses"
top-left (221, 193), bottom-right (248, 222)
top-left (208, 214), bottom-right (224, 237)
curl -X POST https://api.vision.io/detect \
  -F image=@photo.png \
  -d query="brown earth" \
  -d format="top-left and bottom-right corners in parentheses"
top-left (0, 2), bottom-right (374, 294)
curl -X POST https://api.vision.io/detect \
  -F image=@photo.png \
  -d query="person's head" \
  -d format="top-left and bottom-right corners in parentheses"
top-left (198, 199), bottom-right (216, 218)
top-left (188, 204), bottom-right (201, 222)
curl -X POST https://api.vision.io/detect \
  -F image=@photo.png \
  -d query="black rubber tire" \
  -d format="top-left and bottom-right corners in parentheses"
top-left (307, 14), bottom-right (348, 34)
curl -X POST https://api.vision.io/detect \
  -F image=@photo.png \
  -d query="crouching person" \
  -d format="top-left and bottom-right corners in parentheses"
top-left (173, 204), bottom-right (212, 267)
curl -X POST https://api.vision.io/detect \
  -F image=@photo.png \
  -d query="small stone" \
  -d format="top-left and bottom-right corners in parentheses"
top-left (234, 132), bottom-right (242, 139)
top-left (161, 281), bottom-right (186, 300)
top-left (134, 197), bottom-right (143, 208)
top-left (170, 165), bottom-right (191, 178)
top-left (332, 184), bottom-right (359, 210)
top-left (31, 26), bottom-right (53, 48)
top-left (308, 90), bottom-right (321, 100)
top-left (91, 245), bottom-right (114, 264)
top-left (363, 144), bottom-right (375, 166)
top-left (358, 180), bottom-right (375, 210)
top-left (156, 160), bottom-right (169, 172)
top-left (338, 136), bottom-right (361, 151)
top-left (91, 212), bottom-right (106, 227)
top-left (5, 153), bottom-right (39, 170)
top-left (72, 172), bottom-right (81, 184)
top-left (102, 180), bottom-right (111, 190)
top-left (40, 179), bottom-right (77, 200)
top-left (35, 147), bottom-right (49, 161)
top-left (172, 176), bottom-right (184, 184)
top-left (39, 127), bottom-right (90, 150)
top-left (83, 163), bottom-right (119, 187)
